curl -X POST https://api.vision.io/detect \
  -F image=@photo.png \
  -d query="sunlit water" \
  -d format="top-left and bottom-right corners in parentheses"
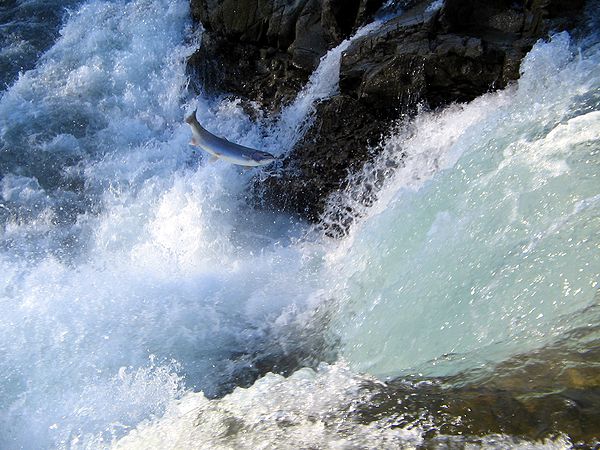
top-left (323, 31), bottom-right (600, 378)
top-left (0, 0), bottom-right (598, 448)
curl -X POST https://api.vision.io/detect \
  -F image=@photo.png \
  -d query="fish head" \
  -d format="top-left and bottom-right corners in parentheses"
top-left (252, 151), bottom-right (276, 166)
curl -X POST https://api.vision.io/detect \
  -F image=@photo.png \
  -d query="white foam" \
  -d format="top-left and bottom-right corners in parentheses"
top-left (0, 0), bottom-right (384, 445)
top-left (114, 363), bottom-right (426, 450)
top-left (113, 362), bottom-right (573, 450)
top-left (1, 0), bottom-right (599, 447)
top-left (266, 21), bottom-right (382, 152)
top-left (425, 0), bottom-right (444, 13)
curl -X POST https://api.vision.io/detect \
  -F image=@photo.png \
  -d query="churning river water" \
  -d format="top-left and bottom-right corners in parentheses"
top-left (1, 0), bottom-right (599, 448)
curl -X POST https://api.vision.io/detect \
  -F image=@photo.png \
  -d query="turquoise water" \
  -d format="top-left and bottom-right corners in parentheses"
top-left (326, 33), bottom-right (600, 377)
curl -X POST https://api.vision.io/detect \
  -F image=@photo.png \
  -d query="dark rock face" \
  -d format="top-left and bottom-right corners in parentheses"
top-left (187, 33), bottom-right (308, 111)
top-left (189, 0), bottom-right (385, 108)
top-left (339, 0), bottom-right (586, 115)
top-left (338, 7), bottom-right (506, 115)
top-left (188, 0), bottom-right (587, 223)
top-left (190, 0), bottom-right (385, 61)
top-left (257, 0), bottom-right (585, 221)
top-left (252, 95), bottom-right (384, 221)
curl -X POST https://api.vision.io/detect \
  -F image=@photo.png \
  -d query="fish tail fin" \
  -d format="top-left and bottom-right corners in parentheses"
top-left (185, 108), bottom-right (198, 124)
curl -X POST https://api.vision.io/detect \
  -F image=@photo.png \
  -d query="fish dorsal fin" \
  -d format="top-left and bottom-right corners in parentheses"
top-left (184, 108), bottom-right (198, 124)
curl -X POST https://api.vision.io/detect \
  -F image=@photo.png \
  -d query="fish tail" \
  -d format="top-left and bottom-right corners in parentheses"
top-left (184, 108), bottom-right (198, 124)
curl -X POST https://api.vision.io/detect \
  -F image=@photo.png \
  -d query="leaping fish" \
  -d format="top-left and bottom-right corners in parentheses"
top-left (185, 109), bottom-right (276, 167)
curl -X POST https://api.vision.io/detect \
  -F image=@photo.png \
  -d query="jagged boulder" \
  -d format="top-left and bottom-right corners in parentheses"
top-left (190, 0), bottom-right (384, 56)
top-left (339, 0), bottom-right (586, 114)
top-left (188, 0), bottom-right (385, 108)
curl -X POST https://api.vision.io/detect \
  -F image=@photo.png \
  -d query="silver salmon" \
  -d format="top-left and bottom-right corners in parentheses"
top-left (185, 110), bottom-right (276, 167)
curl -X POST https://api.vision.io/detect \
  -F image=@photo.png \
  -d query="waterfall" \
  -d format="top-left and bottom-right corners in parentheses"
top-left (1, 0), bottom-right (598, 448)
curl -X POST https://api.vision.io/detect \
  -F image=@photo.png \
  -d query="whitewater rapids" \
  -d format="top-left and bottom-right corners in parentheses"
top-left (0, 0), bottom-right (598, 448)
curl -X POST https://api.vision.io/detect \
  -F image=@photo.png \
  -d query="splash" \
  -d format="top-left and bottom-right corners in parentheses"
top-left (111, 30), bottom-right (600, 448)
top-left (0, 0), bottom-right (383, 447)
top-left (266, 20), bottom-right (383, 153)
top-left (1, 0), bottom-right (599, 447)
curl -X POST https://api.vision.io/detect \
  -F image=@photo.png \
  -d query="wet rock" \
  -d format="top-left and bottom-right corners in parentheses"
top-left (189, 0), bottom-right (385, 109)
top-left (257, 0), bottom-right (586, 224)
top-left (339, 0), bottom-right (586, 116)
top-left (352, 321), bottom-right (600, 447)
top-left (187, 33), bottom-right (308, 111)
top-left (251, 95), bottom-right (386, 221)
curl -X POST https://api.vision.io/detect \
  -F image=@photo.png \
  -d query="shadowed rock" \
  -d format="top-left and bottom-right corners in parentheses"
top-left (339, 0), bottom-right (586, 114)
top-left (249, 0), bottom-right (587, 223)
top-left (251, 95), bottom-right (385, 221)
top-left (188, 0), bottom-right (385, 109)
top-left (188, 0), bottom-right (588, 224)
